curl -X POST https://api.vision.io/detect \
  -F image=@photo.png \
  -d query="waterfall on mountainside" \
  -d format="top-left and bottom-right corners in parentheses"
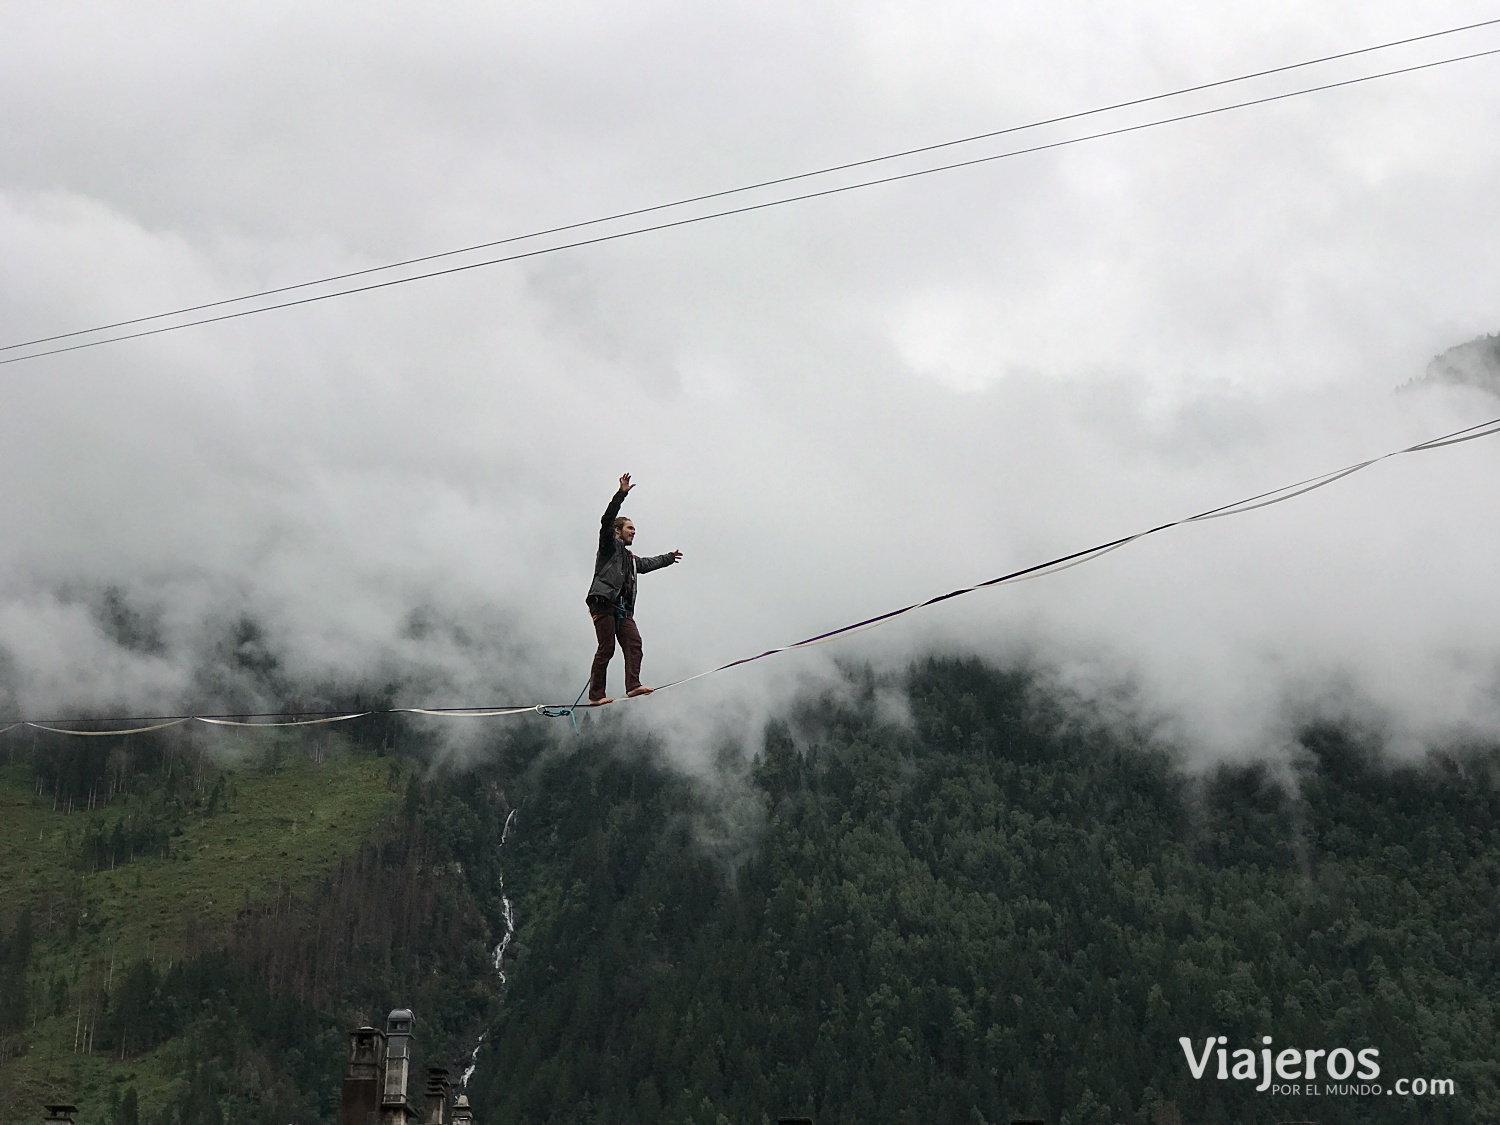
top-left (463, 807), bottom-right (518, 1088)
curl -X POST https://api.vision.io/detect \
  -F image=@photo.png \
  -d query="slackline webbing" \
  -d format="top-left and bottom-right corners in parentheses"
top-left (644, 415), bottom-right (1500, 695)
top-left (5, 412), bottom-right (1498, 735)
top-left (20, 714), bottom-right (372, 737)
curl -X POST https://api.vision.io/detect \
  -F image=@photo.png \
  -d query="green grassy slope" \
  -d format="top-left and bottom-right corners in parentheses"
top-left (0, 735), bottom-right (399, 1125)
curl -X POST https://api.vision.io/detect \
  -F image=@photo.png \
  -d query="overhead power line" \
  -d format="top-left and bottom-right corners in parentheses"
top-left (4, 21), bottom-right (1500, 366)
top-left (3, 15), bottom-right (1496, 358)
top-left (8, 412), bottom-right (1500, 734)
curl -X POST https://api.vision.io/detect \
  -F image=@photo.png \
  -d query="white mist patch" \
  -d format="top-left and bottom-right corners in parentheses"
top-left (0, 592), bottom-right (190, 715)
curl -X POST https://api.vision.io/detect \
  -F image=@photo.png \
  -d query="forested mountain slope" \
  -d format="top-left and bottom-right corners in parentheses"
top-left (476, 659), bottom-right (1500, 1125)
top-left (0, 720), bottom-right (513, 1125)
top-left (3, 658), bottom-right (1497, 1125)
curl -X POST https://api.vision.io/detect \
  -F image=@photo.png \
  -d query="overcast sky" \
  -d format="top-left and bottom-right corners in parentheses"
top-left (2, 0), bottom-right (1499, 761)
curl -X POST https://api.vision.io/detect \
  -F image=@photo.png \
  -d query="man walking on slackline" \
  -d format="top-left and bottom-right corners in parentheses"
top-left (586, 472), bottom-right (682, 704)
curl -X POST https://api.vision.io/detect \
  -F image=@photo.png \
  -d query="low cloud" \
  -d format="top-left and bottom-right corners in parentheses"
top-left (2, 1), bottom-right (1499, 768)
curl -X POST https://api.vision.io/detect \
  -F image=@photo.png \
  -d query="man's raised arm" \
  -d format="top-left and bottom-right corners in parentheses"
top-left (600, 472), bottom-right (633, 544)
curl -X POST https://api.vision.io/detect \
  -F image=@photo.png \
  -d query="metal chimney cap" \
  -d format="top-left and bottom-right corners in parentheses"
top-left (453, 1095), bottom-right (471, 1108)
top-left (386, 1008), bottom-right (416, 1033)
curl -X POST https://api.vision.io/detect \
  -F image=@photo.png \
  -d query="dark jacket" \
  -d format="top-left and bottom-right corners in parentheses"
top-left (587, 489), bottom-right (677, 615)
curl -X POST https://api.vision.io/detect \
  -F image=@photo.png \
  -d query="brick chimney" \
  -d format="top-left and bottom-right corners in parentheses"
top-left (450, 1093), bottom-right (475, 1125)
top-left (341, 1026), bottom-right (387, 1125)
top-left (423, 1067), bottom-right (450, 1125)
top-left (381, 1008), bottom-right (417, 1125)
top-left (42, 1107), bottom-right (78, 1125)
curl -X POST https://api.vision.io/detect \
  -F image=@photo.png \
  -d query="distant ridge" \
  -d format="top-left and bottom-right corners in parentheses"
top-left (1406, 330), bottom-right (1500, 396)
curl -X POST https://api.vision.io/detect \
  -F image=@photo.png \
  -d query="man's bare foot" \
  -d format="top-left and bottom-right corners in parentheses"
top-left (588, 696), bottom-right (614, 706)
top-left (627, 686), bottom-right (655, 697)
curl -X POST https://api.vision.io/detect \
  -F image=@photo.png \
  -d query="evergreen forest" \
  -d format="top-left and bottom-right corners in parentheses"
top-left (2, 656), bottom-right (1497, 1125)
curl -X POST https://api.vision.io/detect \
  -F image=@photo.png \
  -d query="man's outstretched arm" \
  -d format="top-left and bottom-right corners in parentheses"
top-left (636, 548), bottom-right (683, 574)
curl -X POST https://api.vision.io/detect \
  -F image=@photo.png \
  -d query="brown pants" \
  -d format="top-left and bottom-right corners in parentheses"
top-left (588, 605), bottom-right (643, 700)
